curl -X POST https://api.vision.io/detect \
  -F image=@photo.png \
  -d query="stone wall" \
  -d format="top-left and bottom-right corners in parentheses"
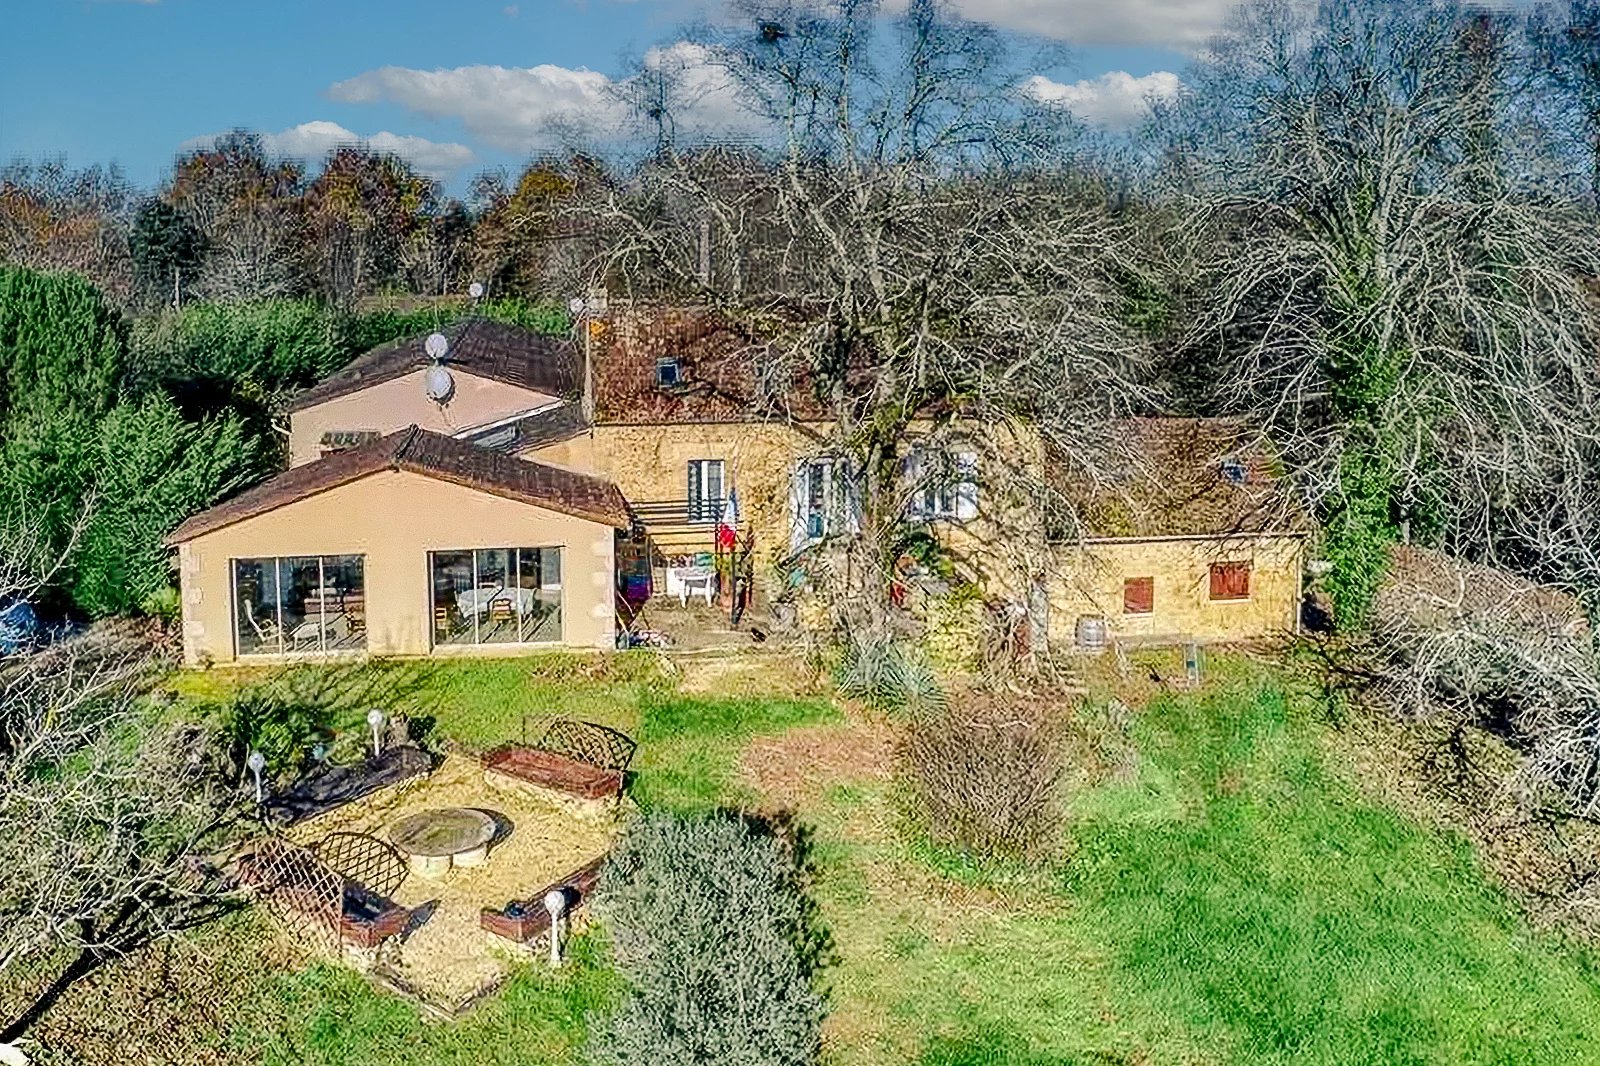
top-left (1048, 535), bottom-right (1305, 646)
top-left (524, 421), bottom-right (826, 573)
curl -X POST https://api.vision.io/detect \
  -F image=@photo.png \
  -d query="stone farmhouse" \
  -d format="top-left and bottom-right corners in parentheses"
top-left (166, 306), bottom-right (1308, 664)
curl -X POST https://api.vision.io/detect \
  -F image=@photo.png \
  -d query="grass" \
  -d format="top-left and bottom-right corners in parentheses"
top-left (1058, 682), bottom-right (1600, 1065)
top-left (812, 672), bottom-right (1600, 1066)
top-left (232, 933), bottom-right (621, 1066)
top-left (37, 650), bottom-right (1600, 1064)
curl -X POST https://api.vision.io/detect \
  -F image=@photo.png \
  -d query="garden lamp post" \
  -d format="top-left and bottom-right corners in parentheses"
top-left (545, 889), bottom-right (567, 967)
top-left (367, 708), bottom-right (386, 760)
top-left (246, 750), bottom-right (266, 806)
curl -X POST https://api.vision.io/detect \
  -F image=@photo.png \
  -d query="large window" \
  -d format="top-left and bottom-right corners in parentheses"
top-left (234, 555), bottom-right (366, 656)
top-left (430, 547), bottom-right (562, 647)
top-left (790, 458), bottom-right (853, 550)
top-left (906, 447), bottom-right (978, 522)
top-left (687, 459), bottom-right (724, 523)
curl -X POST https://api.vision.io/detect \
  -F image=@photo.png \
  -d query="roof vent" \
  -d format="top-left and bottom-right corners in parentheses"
top-left (1221, 457), bottom-right (1247, 485)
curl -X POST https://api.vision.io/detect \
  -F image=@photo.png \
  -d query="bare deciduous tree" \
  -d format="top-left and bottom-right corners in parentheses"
top-left (1161, 0), bottom-right (1600, 623)
top-left (593, 0), bottom-right (1149, 651)
top-left (0, 519), bottom-right (243, 1043)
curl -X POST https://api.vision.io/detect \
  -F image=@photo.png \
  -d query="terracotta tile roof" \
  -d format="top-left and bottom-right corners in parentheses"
top-left (591, 305), bottom-right (830, 424)
top-left (288, 318), bottom-right (579, 412)
top-left (166, 426), bottom-right (631, 543)
top-left (1057, 418), bottom-right (1309, 540)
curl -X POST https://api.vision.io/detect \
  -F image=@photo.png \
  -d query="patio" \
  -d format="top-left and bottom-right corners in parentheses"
top-left (280, 753), bottom-right (617, 1012)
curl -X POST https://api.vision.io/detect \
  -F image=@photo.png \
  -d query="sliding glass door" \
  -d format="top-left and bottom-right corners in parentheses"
top-left (233, 555), bottom-right (366, 656)
top-left (429, 547), bottom-right (563, 648)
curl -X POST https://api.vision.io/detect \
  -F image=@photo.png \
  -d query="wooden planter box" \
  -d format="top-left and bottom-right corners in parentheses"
top-left (481, 746), bottom-right (622, 801)
top-left (481, 854), bottom-right (607, 943)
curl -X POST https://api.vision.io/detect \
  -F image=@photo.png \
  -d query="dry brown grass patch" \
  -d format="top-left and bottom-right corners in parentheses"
top-left (738, 715), bottom-right (895, 810)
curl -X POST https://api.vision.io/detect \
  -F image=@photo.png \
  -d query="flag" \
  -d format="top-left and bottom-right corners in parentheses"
top-left (717, 487), bottom-right (740, 550)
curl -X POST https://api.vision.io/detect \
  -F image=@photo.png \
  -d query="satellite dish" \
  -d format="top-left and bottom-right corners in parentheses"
top-left (425, 364), bottom-right (455, 403)
top-left (468, 281), bottom-right (485, 300)
top-left (424, 332), bottom-right (449, 360)
top-left (568, 296), bottom-right (586, 315)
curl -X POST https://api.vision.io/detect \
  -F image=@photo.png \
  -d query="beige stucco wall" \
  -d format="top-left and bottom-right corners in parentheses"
top-left (175, 469), bottom-right (617, 664)
top-left (289, 371), bottom-right (559, 466)
top-left (1049, 535), bottom-right (1304, 646)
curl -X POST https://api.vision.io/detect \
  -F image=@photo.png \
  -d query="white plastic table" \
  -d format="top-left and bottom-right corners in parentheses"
top-left (666, 566), bottom-right (716, 606)
top-left (455, 586), bottom-right (540, 618)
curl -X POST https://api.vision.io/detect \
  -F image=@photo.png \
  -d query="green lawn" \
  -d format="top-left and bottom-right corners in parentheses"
top-left (814, 675), bottom-right (1600, 1065)
top-left (35, 652), bottom-right (1600, 1065)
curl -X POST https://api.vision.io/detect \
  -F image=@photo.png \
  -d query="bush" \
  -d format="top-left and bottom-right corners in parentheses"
top-left (923, 585), bottom-right (986, 675)
top-left (834, 636), bottom-right (946, 716)
top-left (897, 692), bottom-right (1065, 864)
top-left (589, 810), bottom-right (830, 1066)
top-left (71, 395), bottom-right (260, 617)
top-left (217, 686), bottom-right (337, 783)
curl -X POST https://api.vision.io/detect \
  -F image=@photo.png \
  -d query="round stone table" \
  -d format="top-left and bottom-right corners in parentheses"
top-left (388, 807), bottom-right (497, 879)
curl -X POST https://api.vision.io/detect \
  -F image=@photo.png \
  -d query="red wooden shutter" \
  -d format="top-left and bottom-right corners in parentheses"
top-left (1123, 576), bottom-right (1154, 614)
top-left (1209, 562), bottom-right (1251, 601)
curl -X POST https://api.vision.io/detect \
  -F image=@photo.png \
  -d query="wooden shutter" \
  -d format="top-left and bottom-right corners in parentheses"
top-left (1208, 561), bottom-right (1251, 601)
top-left (1123, 576), bottom-right (1154, 614)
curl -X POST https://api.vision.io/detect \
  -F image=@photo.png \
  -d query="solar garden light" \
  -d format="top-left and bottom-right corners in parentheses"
top-left (544, 889), bottom-right (567, 967)
top-left (367, 708), bottom-right (387, 759)
top-left (246, 750), bottom-right (266, 806)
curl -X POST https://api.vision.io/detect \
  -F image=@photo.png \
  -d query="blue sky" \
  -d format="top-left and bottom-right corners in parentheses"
top-left (0, 0), bottom-right (1214, 193)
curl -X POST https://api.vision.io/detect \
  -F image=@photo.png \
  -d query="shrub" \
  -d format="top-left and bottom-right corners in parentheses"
top-left (71, 395), bottom-right (260, 617)
top-left (897, 692), bottom-right (1065, 864)
top-left (923, 585), bottom-right (986, 675)
top-left (834, 636), bottom-right (946, 716)
top-left (589, 810), bottom-right (830, 1066)
top-left (217, 686), bottom-right (337, 783)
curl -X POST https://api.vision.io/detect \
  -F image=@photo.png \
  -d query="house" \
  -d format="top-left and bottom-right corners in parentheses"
top-left (285, 318), bottom-right (577, 467)
top-left (166, 309), bottom-right (1307, 665)
top-left (1044, 418), bottom-right (1309, 646)
top-left (520, 307), bottom-right (841, 564)
top-left (167, 426), bottom-right (629, 662)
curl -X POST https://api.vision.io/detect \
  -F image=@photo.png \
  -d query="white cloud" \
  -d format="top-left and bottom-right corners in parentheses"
top-left (182, 121), bottom-right (476, 180)
top-left (502, 4), bottom-right (519, 16)
top-left (328, 64), bottom-right (620, 151)
top-left (1023, 70), bottom-right (1181, 127)
top-left (326, 41), bottom-right (758, 153)
top-left (949, 0), bottom-right (1238, 48)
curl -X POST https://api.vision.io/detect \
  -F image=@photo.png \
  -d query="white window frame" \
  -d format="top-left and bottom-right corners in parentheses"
top-left (687, 458), bottom-right (725, 524)
top-left (907, 447), bottom-right (978, 523)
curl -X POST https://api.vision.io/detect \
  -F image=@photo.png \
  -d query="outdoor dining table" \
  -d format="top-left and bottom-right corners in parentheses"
top-left (455, 585), bottom-right (541, 618)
